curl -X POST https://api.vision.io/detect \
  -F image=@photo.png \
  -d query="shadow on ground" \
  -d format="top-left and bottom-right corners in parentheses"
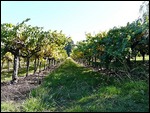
top-left (23, 59), bottom-right (149, 112)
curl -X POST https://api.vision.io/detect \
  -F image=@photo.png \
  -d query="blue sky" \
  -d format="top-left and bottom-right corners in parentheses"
top-left (1, 1), bottom-right (143, 43)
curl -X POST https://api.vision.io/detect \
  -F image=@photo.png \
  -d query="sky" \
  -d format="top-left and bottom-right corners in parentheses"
top-left (1, 1), bottom-right (143, 43)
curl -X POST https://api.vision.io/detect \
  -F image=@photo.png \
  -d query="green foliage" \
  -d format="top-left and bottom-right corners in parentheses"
top-left (71, 2), bottom-right (149, 70)
top-left (72, 15), bottom-right (149, 69)
top-left (1, 2), bottom-right (149, 112)
top-left (22, 97), bottom-right (44, 112)
top-left (1, 18), bottom-right (69, 81)
top-left (65, 37), bottom-right (74, 57)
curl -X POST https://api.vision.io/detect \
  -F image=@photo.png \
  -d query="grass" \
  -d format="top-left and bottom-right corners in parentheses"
top-left (1, 66), bottom-right (36, 82)
top-left (1, 56), bottom-right (149, 82)
top-left (1, 101), bottom-right (21, 112)
top-left (1, 62), bottom-right (46, 82)
top-left (131, 55), bottom-right (149, 61)
top-left (1, 58), bottom-right (149, 112)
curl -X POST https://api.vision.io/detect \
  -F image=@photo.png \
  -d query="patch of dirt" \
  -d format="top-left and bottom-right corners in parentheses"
top-left (1, 63), bottom-right (62, 103)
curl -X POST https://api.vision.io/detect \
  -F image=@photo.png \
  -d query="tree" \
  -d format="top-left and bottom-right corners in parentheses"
top-left (65, 37), bottom-right (74, 57)
top-left (20, 25), bottom-right (44, 76)
top-left (1, 18), bottom-right (30, 82)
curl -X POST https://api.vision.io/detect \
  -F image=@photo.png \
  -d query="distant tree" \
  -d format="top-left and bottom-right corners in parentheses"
top-left (65, 37), bottom-right (74, 57)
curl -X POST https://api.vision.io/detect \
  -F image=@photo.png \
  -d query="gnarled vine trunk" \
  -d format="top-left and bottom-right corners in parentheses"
top-left (33, 58), bottom-right (37, 74)
top-left (26, 57), bottom-right (30, 77)
top-left (19, 57), bottom-right (21, 68)
top-left (12, 54), bottom-right (19, 82)
top-left (39, 62), bottom-right (42, 72)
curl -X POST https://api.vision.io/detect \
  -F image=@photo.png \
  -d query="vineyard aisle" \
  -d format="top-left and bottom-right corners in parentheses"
top-left (1, 58), bottom-right (149, 112)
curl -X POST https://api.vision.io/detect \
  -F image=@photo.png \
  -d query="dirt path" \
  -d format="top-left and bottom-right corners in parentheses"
top-left (1, 63), bottom-right (62, 103)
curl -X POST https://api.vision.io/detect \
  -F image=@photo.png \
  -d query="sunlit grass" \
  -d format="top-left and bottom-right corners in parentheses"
top-left (1, 61), bottom-right (47, 82)
top-left (1, 101), bottom-right (20, 112)
top-left (131, 55), bottom-right (149, 61)
top-left (21, 58), bottom-right (149, 112)
top-left (1, 58), bottom-right (149, 112)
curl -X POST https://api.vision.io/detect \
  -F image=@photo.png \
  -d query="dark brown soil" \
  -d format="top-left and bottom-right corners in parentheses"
top-left (1, 64), bottom-right (62, 103)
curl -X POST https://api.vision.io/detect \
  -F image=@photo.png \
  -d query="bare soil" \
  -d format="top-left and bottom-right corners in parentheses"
top-left (1, 64), bottom-right (61, 103)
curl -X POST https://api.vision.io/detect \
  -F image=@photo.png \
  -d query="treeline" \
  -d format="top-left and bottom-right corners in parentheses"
top-left (1, 18), bottom-right (72, 83)
top-left (71, 1), bottom-right (149, 77)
